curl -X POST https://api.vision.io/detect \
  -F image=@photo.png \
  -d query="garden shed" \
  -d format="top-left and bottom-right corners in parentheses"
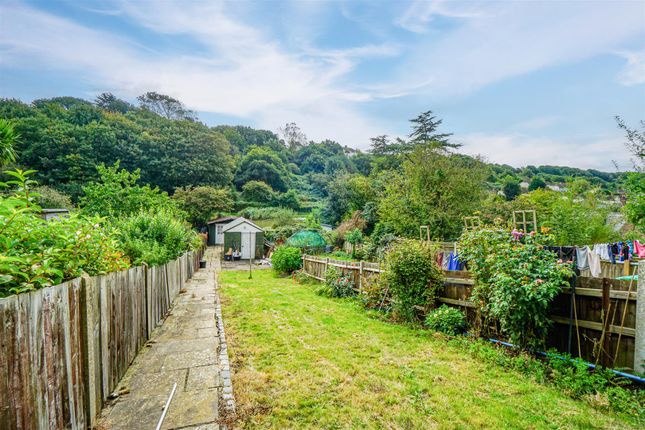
top-left (206, 215), bottom-right (237, 246)
top-left (223, 217), bottom-right (264, 259)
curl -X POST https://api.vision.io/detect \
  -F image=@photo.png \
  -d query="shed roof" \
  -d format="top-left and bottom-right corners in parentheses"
top-left (206, 216), bottom-right (238, 225)
top-left (222, 217), bottom-right (263, 233)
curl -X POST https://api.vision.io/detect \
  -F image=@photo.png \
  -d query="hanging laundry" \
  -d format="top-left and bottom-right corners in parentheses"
top-left (436, 252), bottom-right (444, 268)
top-left (511, 229), bottom-right (523, 241)
top-left (586, 246), bottom-right (602, 277)
top-left (447, 252), bottom-right (464, 271)
top-left (608, 244), bottom-right (616, 264)
top-left (621, 242), bottom-right (631, 261)
top-left (592, 243), bottom-right (611, 261)
top-left (545, 246), bottom-right (576, 263)
top-left (635, 240), bottom-right (645, 258)
top-left (575, 247), bottom-right (589, 270)
top-left (441, 251), bottom-right (450, 270)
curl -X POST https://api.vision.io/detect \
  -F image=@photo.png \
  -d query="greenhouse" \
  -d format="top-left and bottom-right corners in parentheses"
top-left (285, 230), bottom-right (327, 253)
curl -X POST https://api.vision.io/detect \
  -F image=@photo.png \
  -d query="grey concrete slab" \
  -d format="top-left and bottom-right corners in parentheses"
top-left (97, 247), bottom-right (226, 430)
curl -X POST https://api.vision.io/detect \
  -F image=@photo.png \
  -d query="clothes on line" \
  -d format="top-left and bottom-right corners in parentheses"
top-left (447, 252), bottom-right (464, 271)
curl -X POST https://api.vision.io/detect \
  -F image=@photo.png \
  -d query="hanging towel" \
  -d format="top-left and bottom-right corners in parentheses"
top-left (593, 243), bottom-right (611, 261)
top-left (441, 252), bottom-right (450, 270)
top-left (576, 247), bottom-right (589, 270)
top-left (586, 246), bottom-right (602, 277)
top-left (447, 252), bottom-right (463, 271)
top-left (635, 240), bottom-right (645, 258)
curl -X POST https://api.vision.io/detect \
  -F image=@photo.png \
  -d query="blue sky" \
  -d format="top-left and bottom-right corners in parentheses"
top-left (1, 0), bottom-right (644, 170)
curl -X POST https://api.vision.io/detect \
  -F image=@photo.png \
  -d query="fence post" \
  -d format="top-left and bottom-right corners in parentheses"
top-left (359, 261), bottom-right (364, 292)
top-left (80, 274), bottom-right (101, 427)
top-left (144, 263), bottom-right (153, 337)
top-left (325, 257), bottom-right (329, 273)
top-left (634, 261), bottom-right (645, 373)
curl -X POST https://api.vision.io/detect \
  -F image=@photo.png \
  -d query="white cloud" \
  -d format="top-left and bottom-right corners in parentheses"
top-left (0, 0), bottom-right (643, 167)
top-left (395, 0), bottom-right (483, 33)
top-left (616, 51), bottom-right (645, 85)
top-left (0, 0), bottom-right (391, 147)
top-left (396, 1), bottom-right (645, 97)
top-left (458, 132), bottom-right (631, 170)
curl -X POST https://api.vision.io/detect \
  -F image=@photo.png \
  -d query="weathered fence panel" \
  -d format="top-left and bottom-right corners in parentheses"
top-left (0, 244), bottom-right (206, 430)
top-left (0, 279), bottom-right (86, 430)
top-left (301, 254), bottom-right (642, 372)
top-left (97, 266), bottom-right (147, 402)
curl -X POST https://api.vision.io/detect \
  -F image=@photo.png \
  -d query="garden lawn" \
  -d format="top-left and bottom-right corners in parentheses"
top-left (219, 270), bottom-right (635, 430)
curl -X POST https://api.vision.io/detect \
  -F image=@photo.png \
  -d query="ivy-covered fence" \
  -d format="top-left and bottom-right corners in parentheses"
top-left (0, 247), bottom-right (205, 430)
top-left (301, 254), bottom-right (644, 372)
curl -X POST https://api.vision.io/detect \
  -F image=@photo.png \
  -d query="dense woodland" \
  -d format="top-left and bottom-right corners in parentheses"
top-left (0, 93), bottom-right (642, 250)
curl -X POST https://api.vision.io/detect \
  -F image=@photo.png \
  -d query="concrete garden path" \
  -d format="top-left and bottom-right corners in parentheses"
top-left (98, 247), bottom-right (232, 430)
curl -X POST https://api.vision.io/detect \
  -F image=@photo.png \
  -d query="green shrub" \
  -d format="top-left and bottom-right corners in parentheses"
top-left (359, 275), bottom-right (390, 311)
top-left (459, 227), bottom-right (574, 348)
top-left (271, 246), bottom-right (302, 274)
top-left (114, 210), bottom-right (201, 266)
top-left (80, 162), bottom-right (178, 218)
top-left (425, 305), bottom-right (466, 335)
top-left (32, 185), bottom-right (73, 209)
top-left (382, 239), bottom-right (443, 322)
top-left (320, 266), bottom-right (355, 298)
top-left (0, 169), bottom-right (129, 296)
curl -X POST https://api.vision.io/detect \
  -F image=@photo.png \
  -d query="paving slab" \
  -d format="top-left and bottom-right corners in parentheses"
top-left (97, 247), bottom-right (225, 430)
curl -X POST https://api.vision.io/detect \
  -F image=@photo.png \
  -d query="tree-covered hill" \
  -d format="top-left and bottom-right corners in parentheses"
top-left (1, 93), bottom-right (636, 243)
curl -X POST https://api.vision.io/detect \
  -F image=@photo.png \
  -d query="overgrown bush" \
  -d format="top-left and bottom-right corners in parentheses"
top-left (114, 210), bottom-right (201, 266)
top-left (319, 266), bottom-right (354, 298)
top-left (382, 239), bottom-right (443, 322)
top-left (359, 274), bottom-right (390, 311)
top-left (271, 246), bottom-right (302, 274)
top-left (0, 170), bottom-right (128, 296)
top-left (32, 185), bottom-right (73, 209)
top-left (459, 227), bottom-right (574, 348)
top-left (81, 162), bottom-right (178, 217)
top-left (425, 305), bottom-right (466, 335)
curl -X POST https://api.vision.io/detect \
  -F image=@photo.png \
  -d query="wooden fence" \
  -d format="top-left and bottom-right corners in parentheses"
top-left (301, 254), bottom-right (644, 372)
top-left (0, 247), bottom-right (205, 430)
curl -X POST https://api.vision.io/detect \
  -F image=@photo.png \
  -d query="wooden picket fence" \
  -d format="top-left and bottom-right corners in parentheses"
top-left (301, 254), bottom-right (642, 372)
top-left (0, 247), bottom-right (205, 430)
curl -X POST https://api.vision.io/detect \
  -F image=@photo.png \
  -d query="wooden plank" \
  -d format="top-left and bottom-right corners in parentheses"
top-left (550, 315), bottom-right (636, 337)
top-left (437, 297), bottom-right (476, 308)
top-left (560, 287), bottom-right (637, 301)
top-left (444, 277), bottom-right (475, 286)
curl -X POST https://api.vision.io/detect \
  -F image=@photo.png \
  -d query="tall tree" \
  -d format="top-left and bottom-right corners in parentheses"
top-left (409, 110), bottom-right (459, 150)
top-left (278, 122), bottom-right (308, 150)
top-left (234, 146), bottom-right (291, 192)
top-left (503, 178), bottom-right (521, 201)
top-left (95, 92), bottom-right (134, 114)
top-left (378, 148), bottom-right (488, 239)
top-left (616, 116), bottom-right (644, 171)
top-left (173, 186), bottom-right (234, 227)
top-left (137, 92), bottom-right (195, 120)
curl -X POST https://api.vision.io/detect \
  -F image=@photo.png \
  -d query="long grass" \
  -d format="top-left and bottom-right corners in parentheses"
top-left (219, 270), bottom-right (637, 429)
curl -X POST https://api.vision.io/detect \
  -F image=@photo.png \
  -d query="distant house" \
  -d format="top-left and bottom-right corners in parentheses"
top-left (223, 217), bottom-right (264, 259)
top-left (39, 208), bottom-right (70, 221)
top-left (520, 181), bottom-right (530, 190)
top-left (206, 216), bottom-right (237, 246)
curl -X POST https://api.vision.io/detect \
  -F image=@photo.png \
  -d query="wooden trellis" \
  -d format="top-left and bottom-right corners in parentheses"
top-left (463, 216), bottom-right (481, 230)
top-left (512, 210), bottom-right (537, 232)
top-left (419, 225), bottom-right (430, 241)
